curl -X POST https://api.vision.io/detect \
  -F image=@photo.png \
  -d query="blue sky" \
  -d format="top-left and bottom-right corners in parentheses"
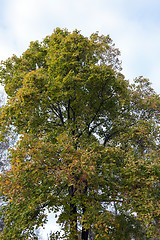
top-left (0, 0), bottom-right (160, 93)
top-left (0, 0), bottom-right (160, 237)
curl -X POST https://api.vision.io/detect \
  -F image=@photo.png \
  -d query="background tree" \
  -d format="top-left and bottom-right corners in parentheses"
top-left (0, 91), bottom-right (9, 171)
top-left (0, 91), bottom-right (16, 233)
top-left (0, 28), bottom-right (159, 239)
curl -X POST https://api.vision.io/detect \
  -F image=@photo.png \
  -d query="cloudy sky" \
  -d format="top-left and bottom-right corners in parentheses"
top-left (0, 0), bottom-right (160, 237)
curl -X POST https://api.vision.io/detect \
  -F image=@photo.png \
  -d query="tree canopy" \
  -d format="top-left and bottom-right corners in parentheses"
top-left (0, 28), bottom-right (159, 240)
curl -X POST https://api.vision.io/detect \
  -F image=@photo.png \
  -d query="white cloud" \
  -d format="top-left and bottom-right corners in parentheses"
top-left (118, 22), bottom-right (160, 90)
top-left (40, 210), bottom-right (60, 240)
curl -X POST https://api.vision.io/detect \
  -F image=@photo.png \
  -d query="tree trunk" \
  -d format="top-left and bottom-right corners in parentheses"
top-left (82, 219), bottom-right (89, 240)
top-left (81, 183), bottom-right (89, 240)
top-left (69, 185), bottom-right (78, 240)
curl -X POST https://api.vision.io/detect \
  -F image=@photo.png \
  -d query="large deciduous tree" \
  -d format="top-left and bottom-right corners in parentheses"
top-left (0, 28), bottom-right (159, 239)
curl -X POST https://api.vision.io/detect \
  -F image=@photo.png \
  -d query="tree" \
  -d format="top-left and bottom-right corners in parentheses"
top-left (0, 28), bottom-right (159, 240)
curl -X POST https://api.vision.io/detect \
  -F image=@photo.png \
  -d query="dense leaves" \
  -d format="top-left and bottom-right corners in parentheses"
top-left (0, 28), bottom-right (159, 239)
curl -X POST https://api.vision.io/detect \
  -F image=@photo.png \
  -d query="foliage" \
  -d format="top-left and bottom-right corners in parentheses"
top-left (0, 28), bottom-right (159, 239)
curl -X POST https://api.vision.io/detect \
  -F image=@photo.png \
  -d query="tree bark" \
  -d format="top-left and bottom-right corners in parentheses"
top-left (69, 185), bottom-right (78, 240)
top-left (82, 212), bottom-right (89, 240)
top-left (81, 184), bottom-right (89, 240)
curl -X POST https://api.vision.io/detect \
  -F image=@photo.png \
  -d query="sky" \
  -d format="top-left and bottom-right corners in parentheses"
top-left (0, 0), bottom-right (160, 238)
